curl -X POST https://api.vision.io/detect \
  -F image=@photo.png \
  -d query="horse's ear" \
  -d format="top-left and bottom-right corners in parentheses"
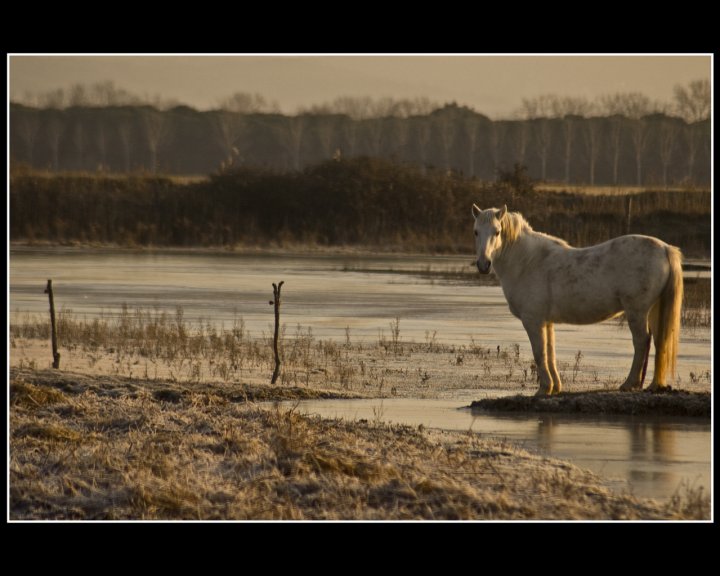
top-left (472, 204), bottom-right (482, 218)
top-left (497, 205), bottom-right (508, 221)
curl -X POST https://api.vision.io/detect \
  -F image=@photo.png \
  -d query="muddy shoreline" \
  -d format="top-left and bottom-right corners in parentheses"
top-left (470, 390), bottom-right (711, 418)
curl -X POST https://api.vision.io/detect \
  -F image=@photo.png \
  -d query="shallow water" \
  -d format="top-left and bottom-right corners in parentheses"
top-left (9, 247), bottom-right (711, 384)
top-left (276, 397), bottom-right (711, 502)
top-left (9, 247), bottom-right (712, 504)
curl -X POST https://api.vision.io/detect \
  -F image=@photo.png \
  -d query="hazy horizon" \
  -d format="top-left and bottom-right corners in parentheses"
top-left (8, 54), bottom-right (712, 118)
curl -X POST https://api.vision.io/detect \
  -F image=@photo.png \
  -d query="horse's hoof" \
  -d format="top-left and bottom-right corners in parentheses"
top-left (534, 388), bottom-right (552, 397)
top-left (619, 381), bottom-right (639, 392)
top-left (646, 383), bottom-right (672, 394)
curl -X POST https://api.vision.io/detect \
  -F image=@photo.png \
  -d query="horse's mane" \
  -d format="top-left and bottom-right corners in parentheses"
top-left (501, 211), bottom-right (570, 250)
top-left (501, 211), bottom-right (531, 244)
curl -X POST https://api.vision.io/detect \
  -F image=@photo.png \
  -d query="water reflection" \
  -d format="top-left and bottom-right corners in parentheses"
top-left (627, 421), bottom-right (677, 484)
top-left (279, 398), bottom-right (710, 501)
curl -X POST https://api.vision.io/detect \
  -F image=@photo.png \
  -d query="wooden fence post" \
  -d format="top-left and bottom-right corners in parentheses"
top-left (270, 281), bottom-right (284, 384)
top-left (44, 279), bottom-right (61, 369)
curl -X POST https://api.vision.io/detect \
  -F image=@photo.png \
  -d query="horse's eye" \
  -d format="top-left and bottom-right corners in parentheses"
top-left (495, 231), bottom-right (500, 237)
top-left (474, 231), bottom-right (478, 237)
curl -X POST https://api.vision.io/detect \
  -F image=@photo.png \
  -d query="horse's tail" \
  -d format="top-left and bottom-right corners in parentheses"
top-left (649, 245), bottom-right (683, 387)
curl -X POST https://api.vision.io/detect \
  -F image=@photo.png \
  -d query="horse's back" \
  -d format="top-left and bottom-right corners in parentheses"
top-left (547, 234), bottom-right (673, 324)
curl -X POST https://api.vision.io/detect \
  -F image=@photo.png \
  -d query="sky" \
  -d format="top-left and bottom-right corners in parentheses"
top-left (8, 54), bottom-right (712, 118)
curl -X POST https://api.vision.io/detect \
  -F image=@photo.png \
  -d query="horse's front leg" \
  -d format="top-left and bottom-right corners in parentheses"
top-left (545, 323), bottom-right (563, 394)
top-left (523, 319), bottom-right (553, 396)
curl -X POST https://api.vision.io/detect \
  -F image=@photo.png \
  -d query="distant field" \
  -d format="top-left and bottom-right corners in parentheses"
top-left (15, 171), bottom-right (710, 195)
top-left (538, 184), bottom-right (711, 196)
top-left (11, 169), bottom-right (210, 185)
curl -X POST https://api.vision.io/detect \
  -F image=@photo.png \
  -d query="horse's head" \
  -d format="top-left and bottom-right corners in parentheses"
top-left (472, 204), bottom-right (507, 274)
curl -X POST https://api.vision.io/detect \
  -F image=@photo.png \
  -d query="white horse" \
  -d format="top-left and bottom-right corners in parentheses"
top-left (472, 204), bottom-right (683, 396)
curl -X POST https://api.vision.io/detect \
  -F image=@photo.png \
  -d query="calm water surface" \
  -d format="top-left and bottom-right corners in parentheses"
top-left (9, 247), bottom-right (712, 503)
top-left (8, 247), bottom-right (711, 382)
top-left (277, 398), bottom-right (710, 502)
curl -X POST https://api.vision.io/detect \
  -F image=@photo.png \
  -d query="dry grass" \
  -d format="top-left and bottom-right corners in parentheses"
top-left (10, 368), bottom-right (707, 520)
top-left (8, 303), bottom-right (711, 520)
top-left (9, 302), bottom-right (711, 399)
top-left (537, 184), bottom-right (711, 196)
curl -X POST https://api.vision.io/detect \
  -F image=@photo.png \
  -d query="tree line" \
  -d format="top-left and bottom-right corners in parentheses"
top-left (10, 158), bottom-right (711, 256)
top-left (10, 81), bottom-right (710, 187)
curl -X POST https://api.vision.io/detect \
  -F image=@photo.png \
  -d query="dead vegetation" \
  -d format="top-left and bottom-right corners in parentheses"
top-left (9, 304), bottom-right (711, 399)
top-left (8, 303), bottom-right (711, 521)
top-left (9, 368), bottom-right (708, 520)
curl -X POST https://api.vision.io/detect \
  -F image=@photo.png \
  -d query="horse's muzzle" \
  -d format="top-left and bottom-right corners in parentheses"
top-left (476, 260), bottom-right (491, 274)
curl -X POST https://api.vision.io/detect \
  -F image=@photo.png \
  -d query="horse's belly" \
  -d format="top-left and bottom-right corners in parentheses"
top-left (551, 307), bottom-right (624, 325)
top-left (549, 289), bottom-right (623, 324)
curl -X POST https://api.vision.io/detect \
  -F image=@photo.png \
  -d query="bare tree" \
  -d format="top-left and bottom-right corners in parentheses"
top-left (394, 96), bottom-right (438, 117)
top-left (630, 117), bottom-right (650, 186)
top-left (414, 119), bottom-right (432, 171)
top-left (598, 92), bottom-right (653, 185)
top-left (673, 79), bottom-right (710, 123)
top-left (304, 95), bottom-right (440, 119)
top-left (140, 109), bottom-right (171, 173)
top-left (116, 120), bottom-right (133, 172)
top-left (521, 95), bottom-right (557, 180)
top-left (13, 109), bottom-right (40, 165)
top-left (657, 117), bottom-right (679, 188)
top-left (388, 117), bottom-right (410, 160)
top-left (210, 111), bottom-right (245, 169)
top-left (314, 116), bottom-right (339, 160)
top-left (39, 88), bottom-right (67, 109)
top-left (617, 93), bottom-right (653, 186)
top-left (44, 113), bottom-right (65, 170)
top-left (340, 117), bottom-right (359, 157)
top-left (363, 117), bottom-right (386, 157)
top-left (71, 121), bottom-right (85, 171)
top-left (69, 84), bottom-right (88, 107)
top-left (434, 112), bottom-right (457, 171)
top-left (487, 121), bottom-right (506, 180)
top-left (279, 116), bottom-right (306, 170)
top-left (598, 94), bottom-right (625, 185)
top-left (509, 120), bottom-right (530, 167)
top-left (464, 116), bottom-right (480, 178)
top-left (94, 120), bottom-right (108, 171)
top-left (555, 97), bottom-right (591, 184)
top-left (581, 114), bottom-right (602, 186)
top-left (219, 92), bottom-right (279, 114)
top-left (683, 123), bottom-right (701, 184)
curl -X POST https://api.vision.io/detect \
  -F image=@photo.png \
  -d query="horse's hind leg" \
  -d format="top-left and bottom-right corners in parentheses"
top-left (523, 319), bottom-right (553, 396)
top-left (619, 311), bottom-right (651, 391)
top-left (545, 323), bottom-right (563, 394)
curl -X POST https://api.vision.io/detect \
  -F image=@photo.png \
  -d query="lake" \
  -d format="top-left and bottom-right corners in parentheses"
top-left (9, 247), bottom-right (711, 384)
top-left (9, 247), bottom-right (712, 503)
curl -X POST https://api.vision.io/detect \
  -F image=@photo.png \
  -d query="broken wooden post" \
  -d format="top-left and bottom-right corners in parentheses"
top-left (44, 279), bottom-right (61, 369)
top-left (270, 281), bottom-right (284, 384)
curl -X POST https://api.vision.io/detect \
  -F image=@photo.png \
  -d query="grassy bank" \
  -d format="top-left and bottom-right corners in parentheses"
top-left (10, 369), bottom-right (709, 520)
